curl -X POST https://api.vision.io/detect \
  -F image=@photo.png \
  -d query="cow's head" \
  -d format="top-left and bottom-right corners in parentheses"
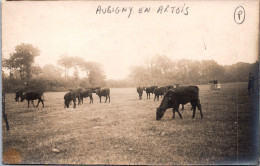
top-left (156, 91), bottom-right (173, 120)
top-left (156, 107), bottom-right (166, 120)
top-left (15, 90), bottom-right (22, 102)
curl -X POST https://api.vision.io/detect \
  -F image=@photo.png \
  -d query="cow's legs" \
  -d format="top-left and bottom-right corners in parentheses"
top-left (176, 104), bottom-right (183, 119)
top-left (181, 104), bottom-right (184, 110)
top-left (191, 104), bottom-right (197, 118)
top-left (154, 95), bottom-right (156, 101)
top-left (157, 95), bottom-right (159, 101)
top-left (36, 99), bottom-right (40, 108)
top-left (73, 100), bottom-right (76, 108)
top-left (100, 96), bottom-right (101, 103)
top-left (172, 108), bottom-right (175, 119)
top-left (197, 101), bottom-right (203, 118)
top-left (105, 96), bottom-right (107, 103)
top-left (78, 97), bottom-right (81, 105)
top-left (90, 96), bottom-right (93, 104)
top-left (41, 99), bottom-right (44, 108)
top-left (31, 101), bottom-right (35, 107)
top-left (108, 95), bottom-right (110, 103)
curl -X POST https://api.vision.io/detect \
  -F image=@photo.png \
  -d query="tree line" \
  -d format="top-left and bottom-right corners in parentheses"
top-left (3, 43), bottom-right (106, 92)
top-left (130, 55), bottom-right (259, 86)
top-left (2, 43), bottom-right (258, 92)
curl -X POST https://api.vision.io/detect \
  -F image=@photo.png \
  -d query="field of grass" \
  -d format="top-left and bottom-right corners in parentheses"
top-left (2, 82), bottom-right (258, 165)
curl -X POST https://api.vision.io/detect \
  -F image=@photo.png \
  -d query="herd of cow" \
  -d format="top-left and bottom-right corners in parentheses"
top-left (137, 85), bottom-right (203, 120)
top-left (2, 85), bottom-right (203, 131)
top-left (64, 87), bottom-right (110, 108)
top-left (13, 87), bottom-right (111, 109)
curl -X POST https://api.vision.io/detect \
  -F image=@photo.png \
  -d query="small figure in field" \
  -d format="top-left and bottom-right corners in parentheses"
top-left (213, 79), bottom-right (218, 90)
top-left (248, 73), bottom-right (255, 95)
top-left (2, 92), bottom-right (9, 131)
top-left (96, 88), bottom-right (110, 103)
top-left (137, 87), bottom-right (144, 100)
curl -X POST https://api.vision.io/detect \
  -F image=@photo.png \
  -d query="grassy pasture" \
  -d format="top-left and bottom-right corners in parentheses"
top-left (2, 82), bottom-right (258, 165)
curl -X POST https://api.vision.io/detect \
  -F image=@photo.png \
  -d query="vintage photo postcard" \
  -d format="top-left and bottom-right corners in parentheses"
top-left (1, 1), bottom-right (259, 165)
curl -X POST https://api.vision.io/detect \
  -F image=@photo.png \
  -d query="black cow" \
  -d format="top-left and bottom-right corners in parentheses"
top-left (163, 85), bottom-right (185, 110)
top-left (2, 92), bottom-right (9, 131)
top-left (144, 86), bottom-right (158, 99)
top-left (14, 90), bottom-right (23, 102)
top-left (156, 86), bottom-right (203, 120)
top-left (154, 87), bottom-right (167, 101)
top-left (64, 91), bottom-right (76, 108)
top-left (80, 89), bottom-right (93, 104)
top-left (137, 87), bottom-right (145, 100)
top-left (69, 88), bottom-right (82, 105)
top-left (20, 91), bottom-right (44, 108)
top-left (96, 88), bottom-right (110, 103)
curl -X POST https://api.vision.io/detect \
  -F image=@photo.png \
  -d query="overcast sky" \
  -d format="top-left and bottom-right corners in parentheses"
top-left (2, 1), bottom-right (259, 79)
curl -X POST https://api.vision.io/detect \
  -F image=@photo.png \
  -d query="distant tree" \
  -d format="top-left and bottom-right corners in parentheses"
top-left (73, 66), bottom-right (79, 83)
top-left (3, 43), bottom-right (40, 82)
top-left (130, 65), bottom-right (150, 86)
top-left (3, 58), bottom-right (15, 78)
top-left (38, 64), bottom-right (63, 79)
top-left (87, 62), bottom-right (106, 87)
top-left (58, 55), bottom-right (73, 78)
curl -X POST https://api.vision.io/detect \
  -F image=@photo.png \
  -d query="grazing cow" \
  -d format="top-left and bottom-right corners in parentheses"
top-left (154, 87), bottom-right (167, 101)
top-left (162, 85), bottom-right (185, 110)
top-left (14, 90), bottom-right (23, 102)
top-left (20, 91), bottom-right (44, 108)
top-left (80, 89), bottom-right (93, 104)
top-left (156, 86), bottom-right (203, 120)
top-left (69, 88), bottom-right (82, 105)
top-left (2, 92), bottom-right (9, 131)
top-left (64, 91), bottom-right (76, 108)
top-left (137, 87), bottom-right (145, 100)
top-left (144, 86), bottom-right (158, 99)
top-left (96, 88), bottom-right (110, 103)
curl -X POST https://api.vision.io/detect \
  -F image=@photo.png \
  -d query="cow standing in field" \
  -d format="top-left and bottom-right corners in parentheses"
top-left (20, 91), bottom-right (45, 108)
top-left (96, 88), bottom-right (110, 103)
top-left (144, 86), bottom-right (158, 99)
top-left (80, 89), bottom-right (93, 104)
top-left (154, 87), bottom-right (167, 101)
top-left (64, 91), bottom-right (76, 108)
top-left (69, 88), bottom-right (82, 105)
top-left (156, 86), bottom-right (203, 120)
top-left (137, 87), bottom-right (145, 100)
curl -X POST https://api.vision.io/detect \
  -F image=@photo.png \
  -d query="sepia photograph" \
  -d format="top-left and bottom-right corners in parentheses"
top-left (1, 1), bottom-right (259, 165)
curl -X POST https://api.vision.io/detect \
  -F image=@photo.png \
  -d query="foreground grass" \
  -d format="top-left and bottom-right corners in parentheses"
top-left (2, 82), bottom-right (258, 165)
